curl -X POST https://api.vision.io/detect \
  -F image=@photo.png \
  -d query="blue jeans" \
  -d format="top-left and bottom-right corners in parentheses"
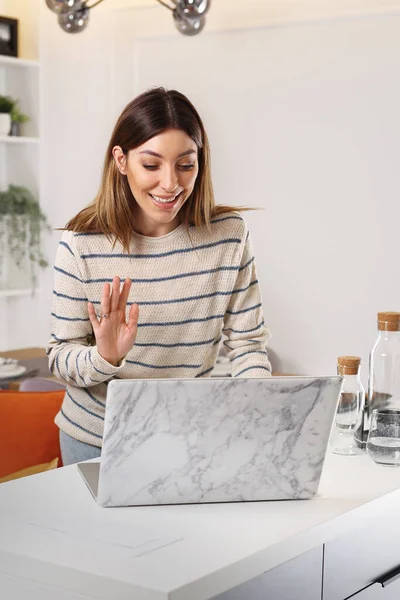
top-left (59, 430), bottom-right (101, 466)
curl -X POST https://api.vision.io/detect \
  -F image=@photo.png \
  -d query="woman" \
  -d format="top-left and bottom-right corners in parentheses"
top-left (48, 87), bottom-right (271, 466)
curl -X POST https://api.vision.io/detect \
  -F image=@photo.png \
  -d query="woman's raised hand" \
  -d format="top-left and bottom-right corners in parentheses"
top-left (88, 276), bottom-right (139, 366)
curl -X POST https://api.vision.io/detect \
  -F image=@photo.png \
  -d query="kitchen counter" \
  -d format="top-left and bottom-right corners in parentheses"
top-left (0, 451), bottom-right (400, 599)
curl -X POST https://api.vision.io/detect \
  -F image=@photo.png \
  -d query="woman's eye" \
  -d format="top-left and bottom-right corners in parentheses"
top-left (178, 164), bottom-right (195, 171)
top-left (143, 163), bottom-right (194, 171)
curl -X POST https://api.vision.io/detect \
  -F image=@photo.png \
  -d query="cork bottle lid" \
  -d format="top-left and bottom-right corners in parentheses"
top-left (377, 312), bottom-right (400, 332)
top-left (337, 356), bottom-right (361, 375)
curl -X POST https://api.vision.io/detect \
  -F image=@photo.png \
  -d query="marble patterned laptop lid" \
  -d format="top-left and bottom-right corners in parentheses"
top-left (96, 376), bottom-right (342, 507)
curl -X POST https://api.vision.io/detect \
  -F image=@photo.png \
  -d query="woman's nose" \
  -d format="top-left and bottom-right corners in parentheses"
top-left (160, 166), bottom-right (179, 192)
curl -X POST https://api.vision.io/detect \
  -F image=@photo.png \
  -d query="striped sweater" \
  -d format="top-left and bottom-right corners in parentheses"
top-left (47, 213), bottom-right (271, 446)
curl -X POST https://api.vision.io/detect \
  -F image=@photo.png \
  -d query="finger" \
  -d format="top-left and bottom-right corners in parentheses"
top-left (110, 276), bottom-right (120, 312)
top-left (118, 278), bottom-right (132, 311)
top-left (127, 303), bottom-right (139, 331)
top-left (100, 282), bottom-right (111, 317)
top-left (87, 302), bottom-right (99, 332)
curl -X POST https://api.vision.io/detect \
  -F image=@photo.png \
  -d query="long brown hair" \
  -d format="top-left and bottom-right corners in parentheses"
top-left (65, 87), bottom-right (251, 251)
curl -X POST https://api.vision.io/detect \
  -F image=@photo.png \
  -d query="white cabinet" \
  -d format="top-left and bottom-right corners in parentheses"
top-left (350, 574), bottom-right (400, 600)
top-left (323, 507), bottom-right (400, 600)
top-left (213, 546), bottom-right (323, 600)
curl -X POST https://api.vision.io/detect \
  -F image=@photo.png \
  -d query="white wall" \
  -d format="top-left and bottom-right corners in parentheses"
top-left (108, 4), bottom-right (400, 384)
top-left (4, 1), bottom-right (400, 385)
top-left (39, 0), bottom-right (114, 327)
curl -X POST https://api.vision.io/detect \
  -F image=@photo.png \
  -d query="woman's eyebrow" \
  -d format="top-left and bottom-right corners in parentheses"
top-left (139, 149), bottom-right (197, 159)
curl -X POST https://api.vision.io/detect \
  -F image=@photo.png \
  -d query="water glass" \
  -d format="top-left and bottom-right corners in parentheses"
top-left (366, 409), bottom-right (400, 466)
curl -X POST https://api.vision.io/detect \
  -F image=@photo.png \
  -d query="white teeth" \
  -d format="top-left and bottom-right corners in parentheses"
top-left (150, 193), bottom-right (180, 204)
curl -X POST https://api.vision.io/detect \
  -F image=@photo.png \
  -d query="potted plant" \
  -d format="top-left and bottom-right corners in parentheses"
top-left (10, 103), bottom-right (30, 137)
top-left (0, 95), bottom-right (14, 136)
top-left (0, 185), bottom-right (51, 289)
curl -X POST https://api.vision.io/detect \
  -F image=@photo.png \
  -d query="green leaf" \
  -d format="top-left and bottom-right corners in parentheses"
top-left (0, 185), bottom-right (51, 290)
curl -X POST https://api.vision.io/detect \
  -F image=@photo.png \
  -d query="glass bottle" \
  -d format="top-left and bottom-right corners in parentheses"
top-left (332, 356), bottom-right (365, 455)
top-left (368, 312), bottom-right (400, 421)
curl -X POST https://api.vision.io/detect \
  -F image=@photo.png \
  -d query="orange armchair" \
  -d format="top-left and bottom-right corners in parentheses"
top-left (0, 389), bottom-right (65, 479)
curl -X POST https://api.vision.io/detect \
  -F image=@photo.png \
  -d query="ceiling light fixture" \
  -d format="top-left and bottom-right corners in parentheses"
top-left (45, 0), bottom-right (211, 36)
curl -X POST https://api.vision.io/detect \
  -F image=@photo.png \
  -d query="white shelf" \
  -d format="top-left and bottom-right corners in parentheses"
top-left (0, 288), bottom-right (32, 298)
top-left (0, 55), bottom-right (40, 69)
top-left (0, 136), bottom-right (40, 144)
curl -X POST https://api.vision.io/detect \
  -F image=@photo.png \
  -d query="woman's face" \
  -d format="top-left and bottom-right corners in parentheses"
top-left (113, 128), bottom-right (199, 237)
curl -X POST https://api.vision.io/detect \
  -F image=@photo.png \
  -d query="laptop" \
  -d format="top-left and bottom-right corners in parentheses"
top-left (77, 376), bottom-right (342, 507)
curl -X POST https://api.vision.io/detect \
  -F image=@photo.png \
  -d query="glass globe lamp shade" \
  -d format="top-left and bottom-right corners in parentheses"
top-left (173, 10), bottom-right (205, 36)
top-left (46, 0), bottom-right (81, 15)
top-left (176, 0), bottom-right (211, 19)
top-left (58, 6), bottom-right (89, 33)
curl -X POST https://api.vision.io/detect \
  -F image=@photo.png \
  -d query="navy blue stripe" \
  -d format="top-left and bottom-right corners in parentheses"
top-left (89, 376), bottom-right (104, 384)
top-left (54, 266), bottom-right (82, 282)
top-left (51, 312), bottom-right (90, 322)
top-left (80, 238), bottom-right (241, 260)
top-left (83, 387), bottom-right (105, 407)
top-left (129, 265), bottom-right (241, 284)
top-left (55, 265), bottom-right (239, 285)
top-left (51, 333), bottom-right (88, 344)
top-left (223, 320), bottom-right (264, 334)
top-left (234, 365), bottom-right (271, 377)
top-left (65, 350), bottom-right (79, 385)
top-left (233, 280), bottom-right (258, 294)
top-left (50, 338), bottom-right (220, 352)
top-left (59, 241), bottom-right (74, 256)
top-left (76, 350), bottom-right (85, 383)
top-left (135, 337), bottom-right (218, 349)
top-left (126, 359), bottom-right (201, 370)
top-left (138, 313), bottom-right (224, 328)
top-left (245, 230), bottom-right (249, 242)
top-left (66, 390), bottom-right (103, 420)
top-left (74, 232), bottom-right (104, 237)
top-left (60, 408), bottom-right (102, 439)
top-left (211, 215), bottom-right (243, 225)
top-left (53, 290), bottom-right (87, 302)
top-left (224, 339), bottom-right (259, 349)
top-left (226, 303), bottom-right (261, 316)
top-left (190, 215), bottom-right (243, 227)
top-left (88, 352), bottom-right (112, 377)
top-left (239, 256), bottom-right (254, 272)
top-left (80, 280), bottom-right (258, 308)
top-left (232, 350), bottom-right (269, 362)
top-left (51, 333), bottom-right (68, 342)
top-left (55, 352), bottom-right (61, 378)
top-left (65, 350), bottom-right (70, 373)
top-left (195, 366), bottom-right (215, 377)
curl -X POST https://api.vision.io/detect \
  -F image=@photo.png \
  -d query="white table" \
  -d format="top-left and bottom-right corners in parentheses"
top-left (0, 451), bottom-right (400, 600)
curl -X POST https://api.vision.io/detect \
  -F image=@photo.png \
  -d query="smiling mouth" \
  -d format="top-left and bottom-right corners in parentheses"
top-left (149, 192), bottom-right (183, 206)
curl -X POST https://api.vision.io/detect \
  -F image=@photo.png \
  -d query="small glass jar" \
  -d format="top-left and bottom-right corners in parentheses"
top-left (332, 356), bottom-right (365, 456)
top-left (368, 312), bottom-right (400, 421)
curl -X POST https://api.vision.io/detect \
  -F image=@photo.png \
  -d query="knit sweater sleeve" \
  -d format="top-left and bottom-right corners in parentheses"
top-left (222, 225), bottom-right (272, 377)
top-left (47, 231), bottom-right (126, 387)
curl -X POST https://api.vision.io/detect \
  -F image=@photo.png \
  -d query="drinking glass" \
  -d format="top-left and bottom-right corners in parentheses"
top-left (367, 409), bottom-right (400, 466)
